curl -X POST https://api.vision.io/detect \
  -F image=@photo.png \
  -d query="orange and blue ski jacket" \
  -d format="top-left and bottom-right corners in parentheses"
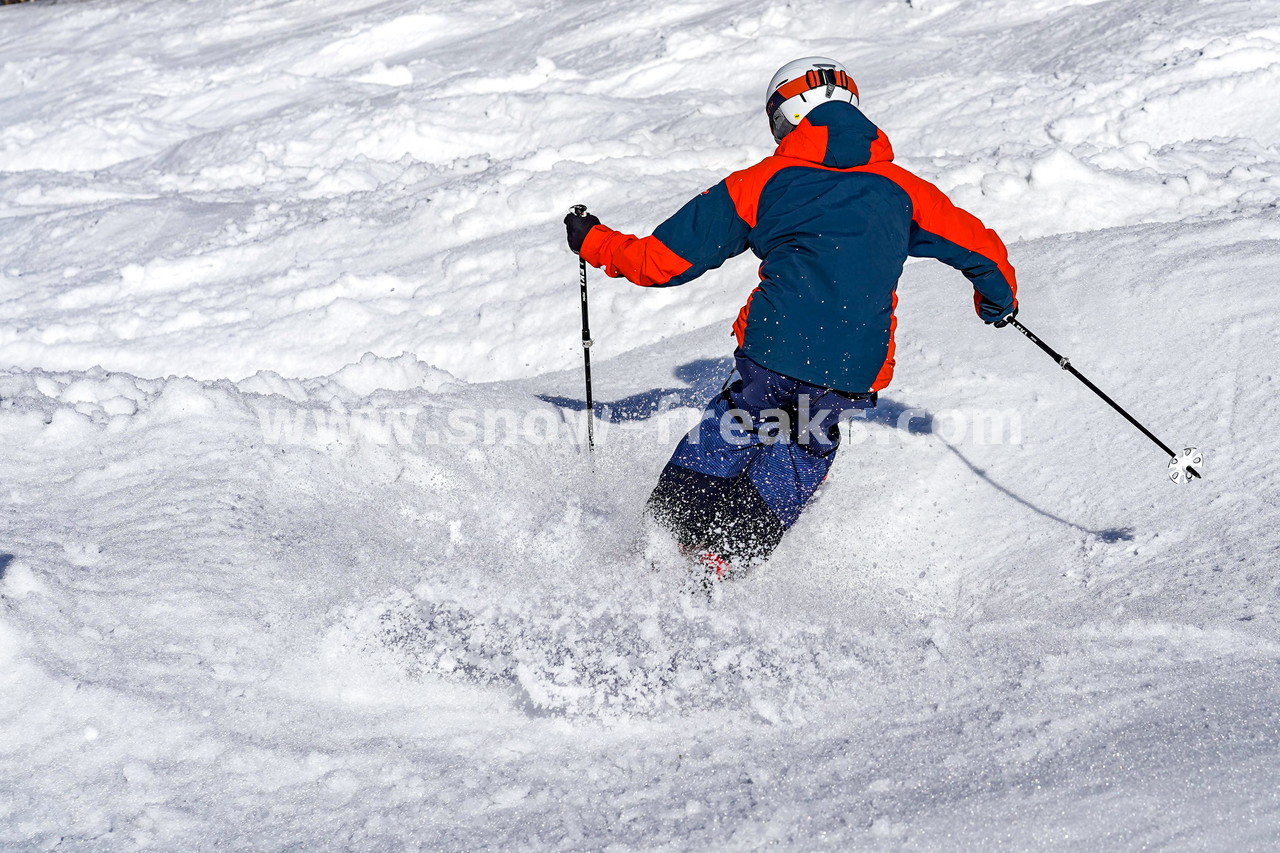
top-left (579, 100), bottom-right (1017, 393)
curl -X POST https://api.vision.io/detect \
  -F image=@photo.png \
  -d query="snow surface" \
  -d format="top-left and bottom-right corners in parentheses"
top-left (2, 0), bottom-right (1279, 849)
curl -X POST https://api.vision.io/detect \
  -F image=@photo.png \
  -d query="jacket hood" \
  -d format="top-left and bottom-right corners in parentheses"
top-left (774, 101), bottom-right (894, 169)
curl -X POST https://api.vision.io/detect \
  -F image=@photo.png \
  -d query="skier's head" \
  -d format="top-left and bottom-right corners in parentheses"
top-left (765, 57), bottom-right (859, 142)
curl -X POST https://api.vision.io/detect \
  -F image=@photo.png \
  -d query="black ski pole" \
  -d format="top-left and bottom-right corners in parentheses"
top-left (570, 204), bottom-right (596, 452)
top-left (1007, 316), bottom-right (1201, 483)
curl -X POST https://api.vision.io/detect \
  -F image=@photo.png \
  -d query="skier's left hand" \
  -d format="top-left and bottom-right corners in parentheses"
top-left (565, 210), bottom-right (601, 255)
top-left (978, 296), bottom-right (1018, 328)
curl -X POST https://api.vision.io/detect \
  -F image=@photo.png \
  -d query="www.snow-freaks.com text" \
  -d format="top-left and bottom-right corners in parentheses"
top-left (254, 402), bottom-right (1022, 451)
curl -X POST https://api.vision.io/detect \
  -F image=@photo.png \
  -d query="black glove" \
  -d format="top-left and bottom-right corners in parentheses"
top-left (564, 209), bottom-right (601, 255)
top-left (978, 297), bottom-right (1018, 328)
top-left (993, 305), bottom-right (1018, 328)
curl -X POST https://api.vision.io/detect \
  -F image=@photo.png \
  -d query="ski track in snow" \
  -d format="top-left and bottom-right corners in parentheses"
top-left (2, 0), bottom-right (1280, 849)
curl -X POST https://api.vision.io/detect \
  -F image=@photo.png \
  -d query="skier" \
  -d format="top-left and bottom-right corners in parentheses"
top-left (564, 57), bottom-right (1018, 580)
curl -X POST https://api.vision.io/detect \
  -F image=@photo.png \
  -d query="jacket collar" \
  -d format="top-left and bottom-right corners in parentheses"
top-left (774, 101), bottom-right (894, 169)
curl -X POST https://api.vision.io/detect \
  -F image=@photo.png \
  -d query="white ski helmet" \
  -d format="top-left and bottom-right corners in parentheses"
top-left (765, 56), bottom-right (859, 142)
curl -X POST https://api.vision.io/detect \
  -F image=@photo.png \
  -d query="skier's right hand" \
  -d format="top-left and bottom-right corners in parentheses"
top-left (565, 209), bottom-right (601, 255)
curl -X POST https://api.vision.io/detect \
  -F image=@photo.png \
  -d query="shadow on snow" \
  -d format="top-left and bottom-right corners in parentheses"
top-left (540, 359), bottom-right (1133, 544)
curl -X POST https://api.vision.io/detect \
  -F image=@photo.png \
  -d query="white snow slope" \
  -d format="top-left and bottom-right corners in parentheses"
top-left (2, 0), bottom-right (1280, 849)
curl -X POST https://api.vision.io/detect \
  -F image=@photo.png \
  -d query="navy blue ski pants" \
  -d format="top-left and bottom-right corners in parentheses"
top-left (646, 351), bottom-right (875, 563)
